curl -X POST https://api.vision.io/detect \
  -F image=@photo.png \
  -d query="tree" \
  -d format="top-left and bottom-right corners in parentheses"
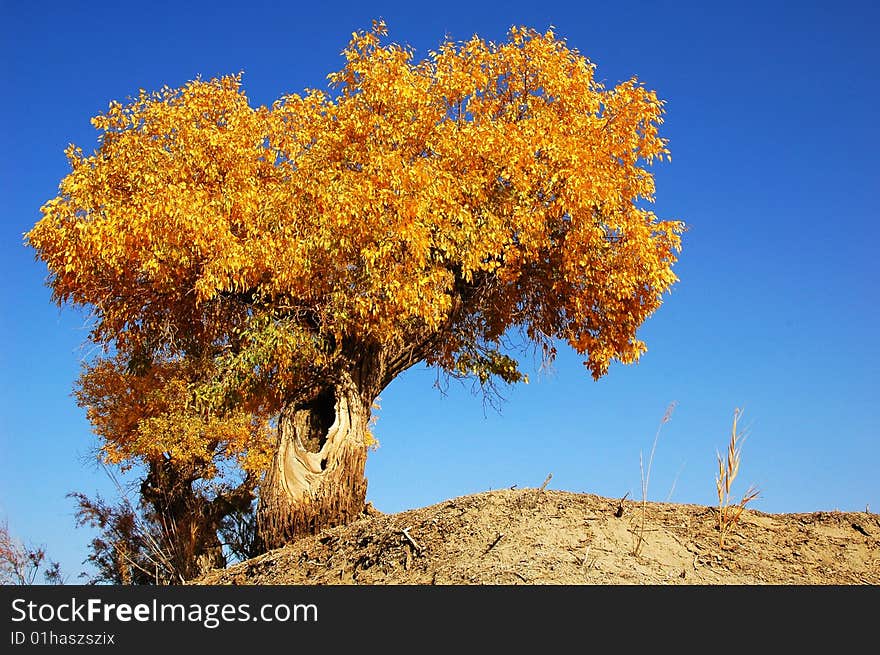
top-left (71, 355), bottom-right (271, 580)
top-left (26, 22), bottom-right (684, 549)
top-left (70, 471), bottom-right (259, 584)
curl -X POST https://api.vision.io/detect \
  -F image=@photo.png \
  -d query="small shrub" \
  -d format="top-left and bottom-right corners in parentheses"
top-left (0, 520), bottom-right (65, 585)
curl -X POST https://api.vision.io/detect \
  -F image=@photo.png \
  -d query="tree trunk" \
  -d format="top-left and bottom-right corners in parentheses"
top-left (140, 459), bottom-right (228, 582)
top-left (256, 379), bottom-right (371, 550)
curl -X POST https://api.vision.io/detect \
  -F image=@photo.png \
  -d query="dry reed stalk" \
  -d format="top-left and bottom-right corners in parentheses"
top-left (716, 408), bottom-right (760, 549)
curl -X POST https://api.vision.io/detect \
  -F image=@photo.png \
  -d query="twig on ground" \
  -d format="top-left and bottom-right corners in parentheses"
top-left (580, 545), bottom-right (593, 568)
top-left (539, 473), bottom-right (553, 492)
top-left (401, 527), bottom-right (422, 553)
top-left (482, 533), bottom-right (505, 556)
top-left (510, 570), bottom-right (529, 583)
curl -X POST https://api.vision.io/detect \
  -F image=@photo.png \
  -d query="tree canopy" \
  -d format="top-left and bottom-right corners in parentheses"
top-left (27, 20), bottom-right (683, 465)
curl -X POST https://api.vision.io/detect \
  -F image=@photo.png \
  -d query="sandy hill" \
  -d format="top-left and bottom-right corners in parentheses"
top-left (192, 487), bottom-right (878, 585)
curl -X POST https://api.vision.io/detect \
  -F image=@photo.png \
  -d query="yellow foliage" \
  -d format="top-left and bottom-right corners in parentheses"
top-left (75, 355), bottom-right (274, 478)
top-left (28, 23), bottom-right (684, 468)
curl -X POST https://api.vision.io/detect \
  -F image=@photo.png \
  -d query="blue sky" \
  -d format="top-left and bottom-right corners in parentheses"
top-left (1, 0), bottom-right (877, 580)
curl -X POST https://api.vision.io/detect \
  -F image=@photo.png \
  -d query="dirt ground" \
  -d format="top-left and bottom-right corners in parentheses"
top-left (193, 488), bottom-right (879, 585)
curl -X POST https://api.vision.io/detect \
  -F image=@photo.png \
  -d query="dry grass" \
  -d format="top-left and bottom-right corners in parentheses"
top-left (0, 520), bottom-right (63, 584)
top-left (632, 401), bottom-right (677, 556)
top-left (716, 408), bottom-right (760, 549)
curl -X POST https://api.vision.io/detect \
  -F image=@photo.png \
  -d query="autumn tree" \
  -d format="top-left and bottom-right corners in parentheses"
top-left (70, 478), bottom-right (260, 584)
top-left (71, 355), bottom-right (272, 580)
top-left (26, 22), bottom-right (684, 549)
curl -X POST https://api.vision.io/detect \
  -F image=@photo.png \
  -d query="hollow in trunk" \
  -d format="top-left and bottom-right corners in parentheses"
top-left (257, 383), bottom-right (370, 550)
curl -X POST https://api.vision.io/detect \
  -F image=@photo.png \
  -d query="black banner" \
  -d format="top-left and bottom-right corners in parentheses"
top-left (0, 584), bottom-right (870, 649)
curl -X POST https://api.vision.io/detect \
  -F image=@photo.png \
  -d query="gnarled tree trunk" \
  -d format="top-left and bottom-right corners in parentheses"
top-left (256, 378), bottom-right (372, 550)
top-left (140, 458), bottom-right (230, 581)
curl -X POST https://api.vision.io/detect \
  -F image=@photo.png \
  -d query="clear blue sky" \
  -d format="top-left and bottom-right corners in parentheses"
top-left (1, 0), bottom-right (877, 580)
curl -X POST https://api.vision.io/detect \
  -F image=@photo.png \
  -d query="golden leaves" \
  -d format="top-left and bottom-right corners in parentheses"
top-left (28, 21), bottom-right (684, 403)
top-left (75, 355), bottom-right (274, 477)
